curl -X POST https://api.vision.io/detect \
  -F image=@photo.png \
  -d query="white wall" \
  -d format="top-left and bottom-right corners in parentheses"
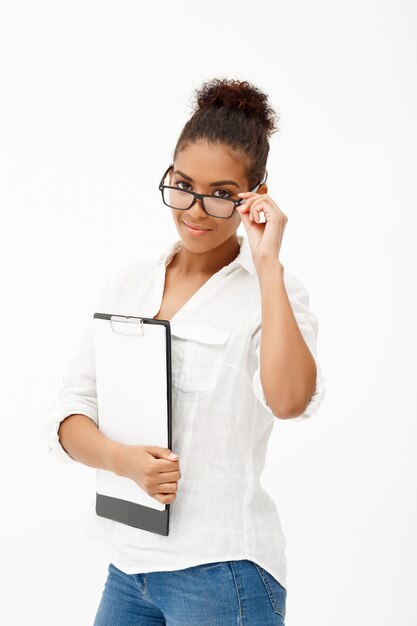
top-left (0, 0), bottom-right (415, 624)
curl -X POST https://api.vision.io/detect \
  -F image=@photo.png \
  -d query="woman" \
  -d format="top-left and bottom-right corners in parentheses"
top-left (47, 77), bottom-right (326, 625)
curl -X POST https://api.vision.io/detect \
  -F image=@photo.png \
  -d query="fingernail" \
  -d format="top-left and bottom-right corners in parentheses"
top-left (169, 452), bottom-right (178, 459)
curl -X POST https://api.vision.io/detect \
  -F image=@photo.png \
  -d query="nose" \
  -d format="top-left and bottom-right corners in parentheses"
top-left (189, 195), bottom-right (206, 214)
top-left (184, 196), bottom-right (215, 227)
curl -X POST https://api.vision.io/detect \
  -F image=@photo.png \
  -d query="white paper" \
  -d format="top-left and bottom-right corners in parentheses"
top-left (93, 316), bottom-right (169, 512)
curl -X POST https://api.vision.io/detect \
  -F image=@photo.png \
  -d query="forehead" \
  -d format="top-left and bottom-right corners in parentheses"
top-left (174, 141), bottom-right (246, 184)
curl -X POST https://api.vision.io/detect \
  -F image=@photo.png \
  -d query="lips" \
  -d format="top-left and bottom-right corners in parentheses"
top-left (182, 220), bottom-right (212, 231)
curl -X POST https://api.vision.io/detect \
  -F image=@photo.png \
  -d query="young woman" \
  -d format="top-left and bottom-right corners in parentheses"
top-left (47, 77), bottom-right (326, 625)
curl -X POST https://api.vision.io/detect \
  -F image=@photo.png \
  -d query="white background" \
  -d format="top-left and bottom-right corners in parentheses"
top-left (1, 1), bottom-right (416, 624)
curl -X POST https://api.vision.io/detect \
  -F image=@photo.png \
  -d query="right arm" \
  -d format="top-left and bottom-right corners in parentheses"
top-left (58, 413), bottom-right (126, 476)
top-left (46, 263), bottom-right (180, 503)
top-left (59, 415), bottom-right (180, 504)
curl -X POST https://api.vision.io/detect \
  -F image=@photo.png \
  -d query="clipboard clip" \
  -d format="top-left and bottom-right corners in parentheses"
top-left (110, 315), bottom-right (145, 336)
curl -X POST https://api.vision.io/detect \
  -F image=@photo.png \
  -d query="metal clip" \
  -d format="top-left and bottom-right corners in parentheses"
top-left (110, 315), bottom-right (144, 336)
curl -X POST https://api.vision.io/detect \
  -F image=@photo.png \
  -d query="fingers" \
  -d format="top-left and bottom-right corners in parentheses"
top-left (157, 468), bottom-right (181, 480)
top-left (154, 492), bottom-right (177, 504)
top-left (237, 196), bottom-right (264, 223)
top-left (152, 480), bottom-right (179, 504)
top-left (238, 192), bottom-right (284, 224)
top-left (154, 481), bottom-right (178, 493)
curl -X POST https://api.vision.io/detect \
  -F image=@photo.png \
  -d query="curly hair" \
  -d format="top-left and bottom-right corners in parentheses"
top-left (172, 77), bottom-right (280, 189)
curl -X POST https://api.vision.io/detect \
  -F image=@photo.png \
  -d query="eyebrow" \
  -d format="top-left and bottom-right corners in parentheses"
top-left (173, 169), bottom-right (240, 188)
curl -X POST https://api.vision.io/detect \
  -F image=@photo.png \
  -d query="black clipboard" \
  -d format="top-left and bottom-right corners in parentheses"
top-left (92, 313), bottom-right (172, 536)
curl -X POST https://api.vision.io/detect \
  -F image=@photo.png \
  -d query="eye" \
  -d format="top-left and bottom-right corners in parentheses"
top-left (212, 189), bottom-right (233, 199)
top-left (175, 181), bottom-right (232, 199)
top-left (175, 180), bottom-right (191, 191)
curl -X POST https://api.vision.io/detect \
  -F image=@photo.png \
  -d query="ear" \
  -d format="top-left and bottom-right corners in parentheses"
top-left (257, 184), bottom-right (268, 195)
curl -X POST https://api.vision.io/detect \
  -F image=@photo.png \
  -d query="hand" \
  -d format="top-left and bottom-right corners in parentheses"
top-left (236, 191), bottom-right (288, 269)
top-left (115, 444), bottom-right (181, 505)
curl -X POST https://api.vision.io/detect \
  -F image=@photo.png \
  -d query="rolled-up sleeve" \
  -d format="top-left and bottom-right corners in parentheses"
top-left (251, 271), bottom-right (327, 422)
top-left (45, 276), bottom-right (112, 463)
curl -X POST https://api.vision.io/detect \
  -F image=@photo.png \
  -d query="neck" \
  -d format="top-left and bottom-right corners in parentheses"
top-left (170, 234), bottom-right (241, 276)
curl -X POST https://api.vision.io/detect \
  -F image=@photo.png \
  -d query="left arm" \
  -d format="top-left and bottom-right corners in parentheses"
top-left (237, 185), bottom-right (319, 420)
top-left (256, 259), bottom-right (317, 419)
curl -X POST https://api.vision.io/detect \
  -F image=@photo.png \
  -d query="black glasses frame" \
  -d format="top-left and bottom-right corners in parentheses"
top-left (158, 164), bottom-right (268, 219)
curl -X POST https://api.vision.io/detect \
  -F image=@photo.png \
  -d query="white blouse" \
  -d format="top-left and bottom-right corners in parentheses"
top-left (46, 233), bottom-right (326, 591)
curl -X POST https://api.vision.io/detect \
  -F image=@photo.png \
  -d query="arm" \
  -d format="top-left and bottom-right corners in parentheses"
top-left (58, 413), bottom-right (126, 475)
top-left (257, 259), bottom-right (317, 419)
top-left (58, 414), bottom-right (181, 504)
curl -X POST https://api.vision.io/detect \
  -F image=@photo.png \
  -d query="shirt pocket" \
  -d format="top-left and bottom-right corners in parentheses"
top-left (170, 322), bottom-right (231, 392)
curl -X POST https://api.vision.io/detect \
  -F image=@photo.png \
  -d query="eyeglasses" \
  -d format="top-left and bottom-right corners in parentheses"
top-left (158, 164), bottom-right (268, 219)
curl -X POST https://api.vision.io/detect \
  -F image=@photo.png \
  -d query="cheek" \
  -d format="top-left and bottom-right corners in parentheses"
top-left (216, 214), bottom-right (240, 237)
top-left (230, 209), bottom-right (242, 229)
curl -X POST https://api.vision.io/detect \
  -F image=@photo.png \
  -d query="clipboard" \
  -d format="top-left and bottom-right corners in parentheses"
top-left (92, 313), bottom-right (172, 536)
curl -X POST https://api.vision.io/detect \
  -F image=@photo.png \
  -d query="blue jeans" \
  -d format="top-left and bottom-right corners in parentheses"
top-left (93, 559), bottom-right (287, 625)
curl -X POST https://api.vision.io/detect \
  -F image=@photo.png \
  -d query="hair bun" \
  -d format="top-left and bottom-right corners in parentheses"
top-left (193, 77), bottom-right (279, 137)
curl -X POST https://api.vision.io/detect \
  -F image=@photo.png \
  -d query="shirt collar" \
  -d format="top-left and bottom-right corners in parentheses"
top-left (157, 234), bottom-right (255, 276)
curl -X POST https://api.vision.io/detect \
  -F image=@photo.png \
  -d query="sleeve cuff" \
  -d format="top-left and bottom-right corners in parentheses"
top-left (45, 401), bottom-right (98, 464)
top-left (252, 358), bottom-right (327, 421)
top-left (287, 360), bottom-right (327, 422)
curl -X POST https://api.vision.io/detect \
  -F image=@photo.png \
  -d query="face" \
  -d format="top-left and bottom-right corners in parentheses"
top-left (167, 139), bottom-right (250, 253)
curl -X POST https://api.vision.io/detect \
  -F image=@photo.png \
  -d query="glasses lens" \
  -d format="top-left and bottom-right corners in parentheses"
top-left (163, 187), bottom-right (194, 210)
top-left (204, 196), bottom-right (235, 218)
top-left (162, 187), bottom-right (235, 218)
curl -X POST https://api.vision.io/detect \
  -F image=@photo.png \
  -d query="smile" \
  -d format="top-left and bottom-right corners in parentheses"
top-left (182, 221), bottom-right (213, 236)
